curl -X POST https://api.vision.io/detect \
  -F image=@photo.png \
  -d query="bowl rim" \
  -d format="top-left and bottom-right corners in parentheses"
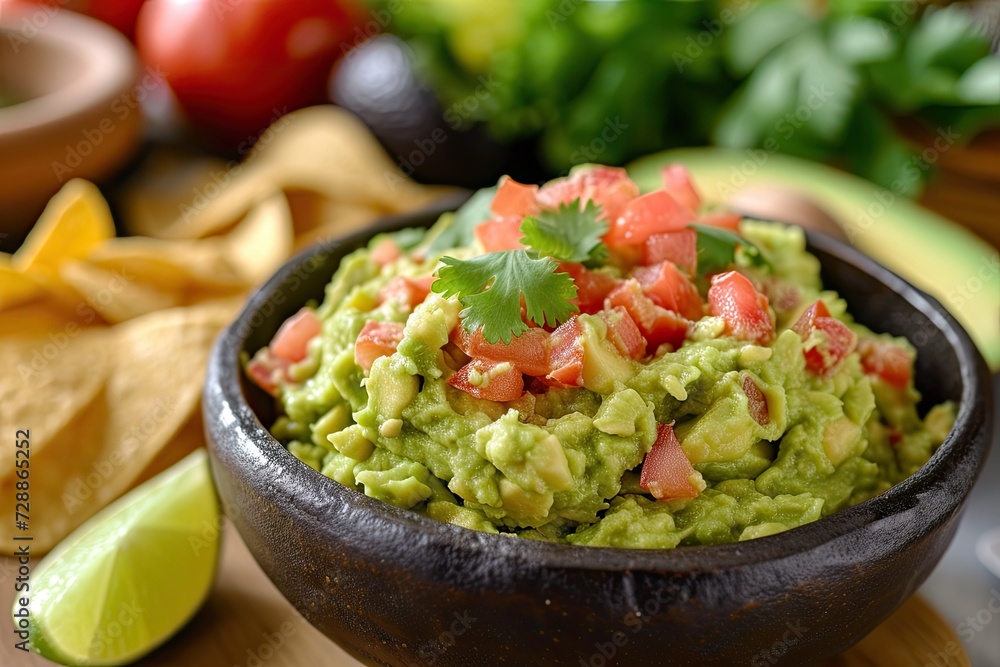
top-left (0, 8), bottom-right (138, 137)
top-left (208, 196), bottom-right (992, 573)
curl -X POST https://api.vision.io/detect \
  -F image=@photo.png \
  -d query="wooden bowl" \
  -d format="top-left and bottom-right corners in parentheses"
top-left (204, 199), bottom-right (992, 667)
top-left (0, 7), bottom-right (141, 243)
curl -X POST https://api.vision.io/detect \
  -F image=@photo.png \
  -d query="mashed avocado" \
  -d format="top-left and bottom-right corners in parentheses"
top-left (253, 170), bottom-right (954, 549)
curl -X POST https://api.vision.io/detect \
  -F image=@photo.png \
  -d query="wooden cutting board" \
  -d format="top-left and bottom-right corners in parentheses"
top-left (0, 521), bottom-right (969, 667)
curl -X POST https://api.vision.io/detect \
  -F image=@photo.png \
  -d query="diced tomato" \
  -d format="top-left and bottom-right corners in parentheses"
top-left (355, 320), bottom-right (406, 375)
top-left (474, 217), bottom-right (525, 252)
top-left (707, 271), bottom-right (775, 345)
top-left (491, 176), bottom-right (540, 218)
top-left (640, 423), bottom-right (701, 500)
top-left (791, 300), bottom-right (858, 376)
top-left (643, 230), bottom-right (697, 275)
top-left (453, 326), bottom-right (551, 377)
top-left (599, 307), bottom-right (646, 360)
top-left (378, 276), bottom-right (435, 311)
top-left (270, 308), bottom-right (322, 363)
top-left (537, 165), bottom-right (639, 223)
top-left (858, 338), bottom-right (913, 389)
top-left (370, 238), bottom-right (403, 267)
top-left (605, 280), bottom-right (689, 352)
top-left (742, 375), bottom-right (769, 426)
top-left (632, 261), bottom-right (704, 321)
top-left (761, 276), bottom-right (802, 313)
top-left (790, 299), bottom-right (832, 335)
top-left (450, 326), bottom-right (472, 354)
top-left (246, 349), bottom-right (291, 396)
top-left (449, 359), bottom-right (525, 402)
top-left (660, 164), bottom-right (701, 214)
top-left (696, 212), bottom-right (742, 231)
top-left (544, 317), bottom-right (585, 387)
top-left (560, 263), bottom-right (620, 314)
top-left (605, 190), bottom-right (696, 248)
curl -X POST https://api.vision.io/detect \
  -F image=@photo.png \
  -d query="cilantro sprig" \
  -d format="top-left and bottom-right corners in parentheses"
top-left (433, 251), bottom-right (577, 344)
top-left (519, 201), bottom-right (608, 266)
top-left (690, 223), bottom-right (767, 274)
top-left (431, 198), bottom-right (607, 344)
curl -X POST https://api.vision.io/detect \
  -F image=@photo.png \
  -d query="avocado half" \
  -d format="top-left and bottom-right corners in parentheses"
top-left (628, 148), bottom-right (1000, 370)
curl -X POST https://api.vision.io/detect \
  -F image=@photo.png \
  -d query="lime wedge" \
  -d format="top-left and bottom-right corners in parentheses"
top-left (18, 449), bottom-right (220, 666)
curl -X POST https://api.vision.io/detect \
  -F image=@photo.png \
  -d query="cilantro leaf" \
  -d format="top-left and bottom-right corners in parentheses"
top-left (519, 200), bottom-right (608, 265)
top-left (689, 224), bottom-right (767, 275)
top-left (432, 250), bottom-right (578, 344)
top-left (428, 185), bottom-right (497, 252)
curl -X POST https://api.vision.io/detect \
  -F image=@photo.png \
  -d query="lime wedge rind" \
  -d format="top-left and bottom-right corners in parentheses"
top-left (18, 449), bottom-right (220, 666)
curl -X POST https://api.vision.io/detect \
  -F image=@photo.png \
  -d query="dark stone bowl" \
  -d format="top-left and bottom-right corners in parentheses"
top-left (204, 197), bottom-right (992, 667)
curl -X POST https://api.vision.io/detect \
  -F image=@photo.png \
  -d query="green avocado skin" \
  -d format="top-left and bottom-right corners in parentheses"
top-left (270, 222), bottom-right (953, 549)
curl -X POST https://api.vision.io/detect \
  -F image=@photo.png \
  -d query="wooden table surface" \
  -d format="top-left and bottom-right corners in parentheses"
top-left (0, 519), bottom-right (970, 667)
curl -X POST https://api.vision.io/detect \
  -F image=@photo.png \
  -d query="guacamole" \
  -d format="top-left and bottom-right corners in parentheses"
top-left (247, 165), bottom-right (954, 549)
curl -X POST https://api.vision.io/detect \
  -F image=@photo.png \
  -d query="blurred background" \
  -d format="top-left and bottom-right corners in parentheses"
top-left (1, 0), bottom-right (998, 247)
top-left (1, 1), bottom-right (998, 665)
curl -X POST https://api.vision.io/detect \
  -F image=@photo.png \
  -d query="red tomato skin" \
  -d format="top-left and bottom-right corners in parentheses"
top-left (640, 423), bottom-right (700, 500)
top-left (791, 299), bottom-right (832, 332)
top-left (454, 327), bottom-right (551, 378)
top-left (537, 165), bottom-right (639, 223)
top-left (760, 276), bottom-right (803, 313)
top-left (378, 276), bottom-right (435, 311)
top-left (742, 375), bottom-right (770, 425)
top-left (859, 338), bottom-right (913, 388)
top-left (370, 238), bottom-right (403, 267)
top-left (270, 308), bottom-right (322, 363)
top-left (632, 261), bottom-right (704, 321)
top-left (599, 307), bottom-right (646, 360)
top-left (355, 320), bottom-right (405, 374)
top-left (791, 300), bottom-right (858, 376)
top-left (660, 164), bottom-right (701, 213)
top-left (707, 271), bottom-right (775, 345)
top-left (246, 350), bottom-right (290, 396)
top-left (605, 280), bottom-right (689, 352)
top-left (474, 217), bottom-right (525, 252)
top-left (448, 359), bottom-right (524, 402)
top-left (491, 176), bottom-right (540, 218)
top-left (560, 263), bottom-right (619, 314)
top-left (544, 317), bottom-right (585, 387)
top-left (643, 230), bottom-right (698, 275)
top-left (136, 0), bottom-right (366, 146)
top-left (605, 190), bottom-right (695, 248)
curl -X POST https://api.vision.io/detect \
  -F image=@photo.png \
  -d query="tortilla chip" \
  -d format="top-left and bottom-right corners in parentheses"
top-left (12, 179), bottom-right (116, 275)
top-left (87, 237), bottom-right (240, 289)
top-left (123, 106), bottom-right (453, 241)
top-left (257, 106), bottom-right (450, 213)
top-left (60, 260), bottom-right (181, 323)
top-left (0, 330), bottom-right (112, 554)
top-left (120, 150), bottom-right (237, 240)
top-left (0, 255), bottom-right (43, 311)
top-left (95, 300), bottom-right (240, 496)
top-left (222, 193), bottom-right (294, 285)
top-left (284, 190), bottom-right (381, 248)
top-left (0, 300), bottom-right (241, 555)
top-left (0, 330), bottom-right (111, 452)
top-left (131, 411), bottom-right (205, 489)
top-left (0, 385), bottom-right (110, 555)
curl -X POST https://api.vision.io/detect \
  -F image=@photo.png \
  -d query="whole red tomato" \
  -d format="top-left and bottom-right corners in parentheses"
top-left (0, 0), bottom-right (146, 38)
top-left (136, 0), bottom-right (366, 149)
